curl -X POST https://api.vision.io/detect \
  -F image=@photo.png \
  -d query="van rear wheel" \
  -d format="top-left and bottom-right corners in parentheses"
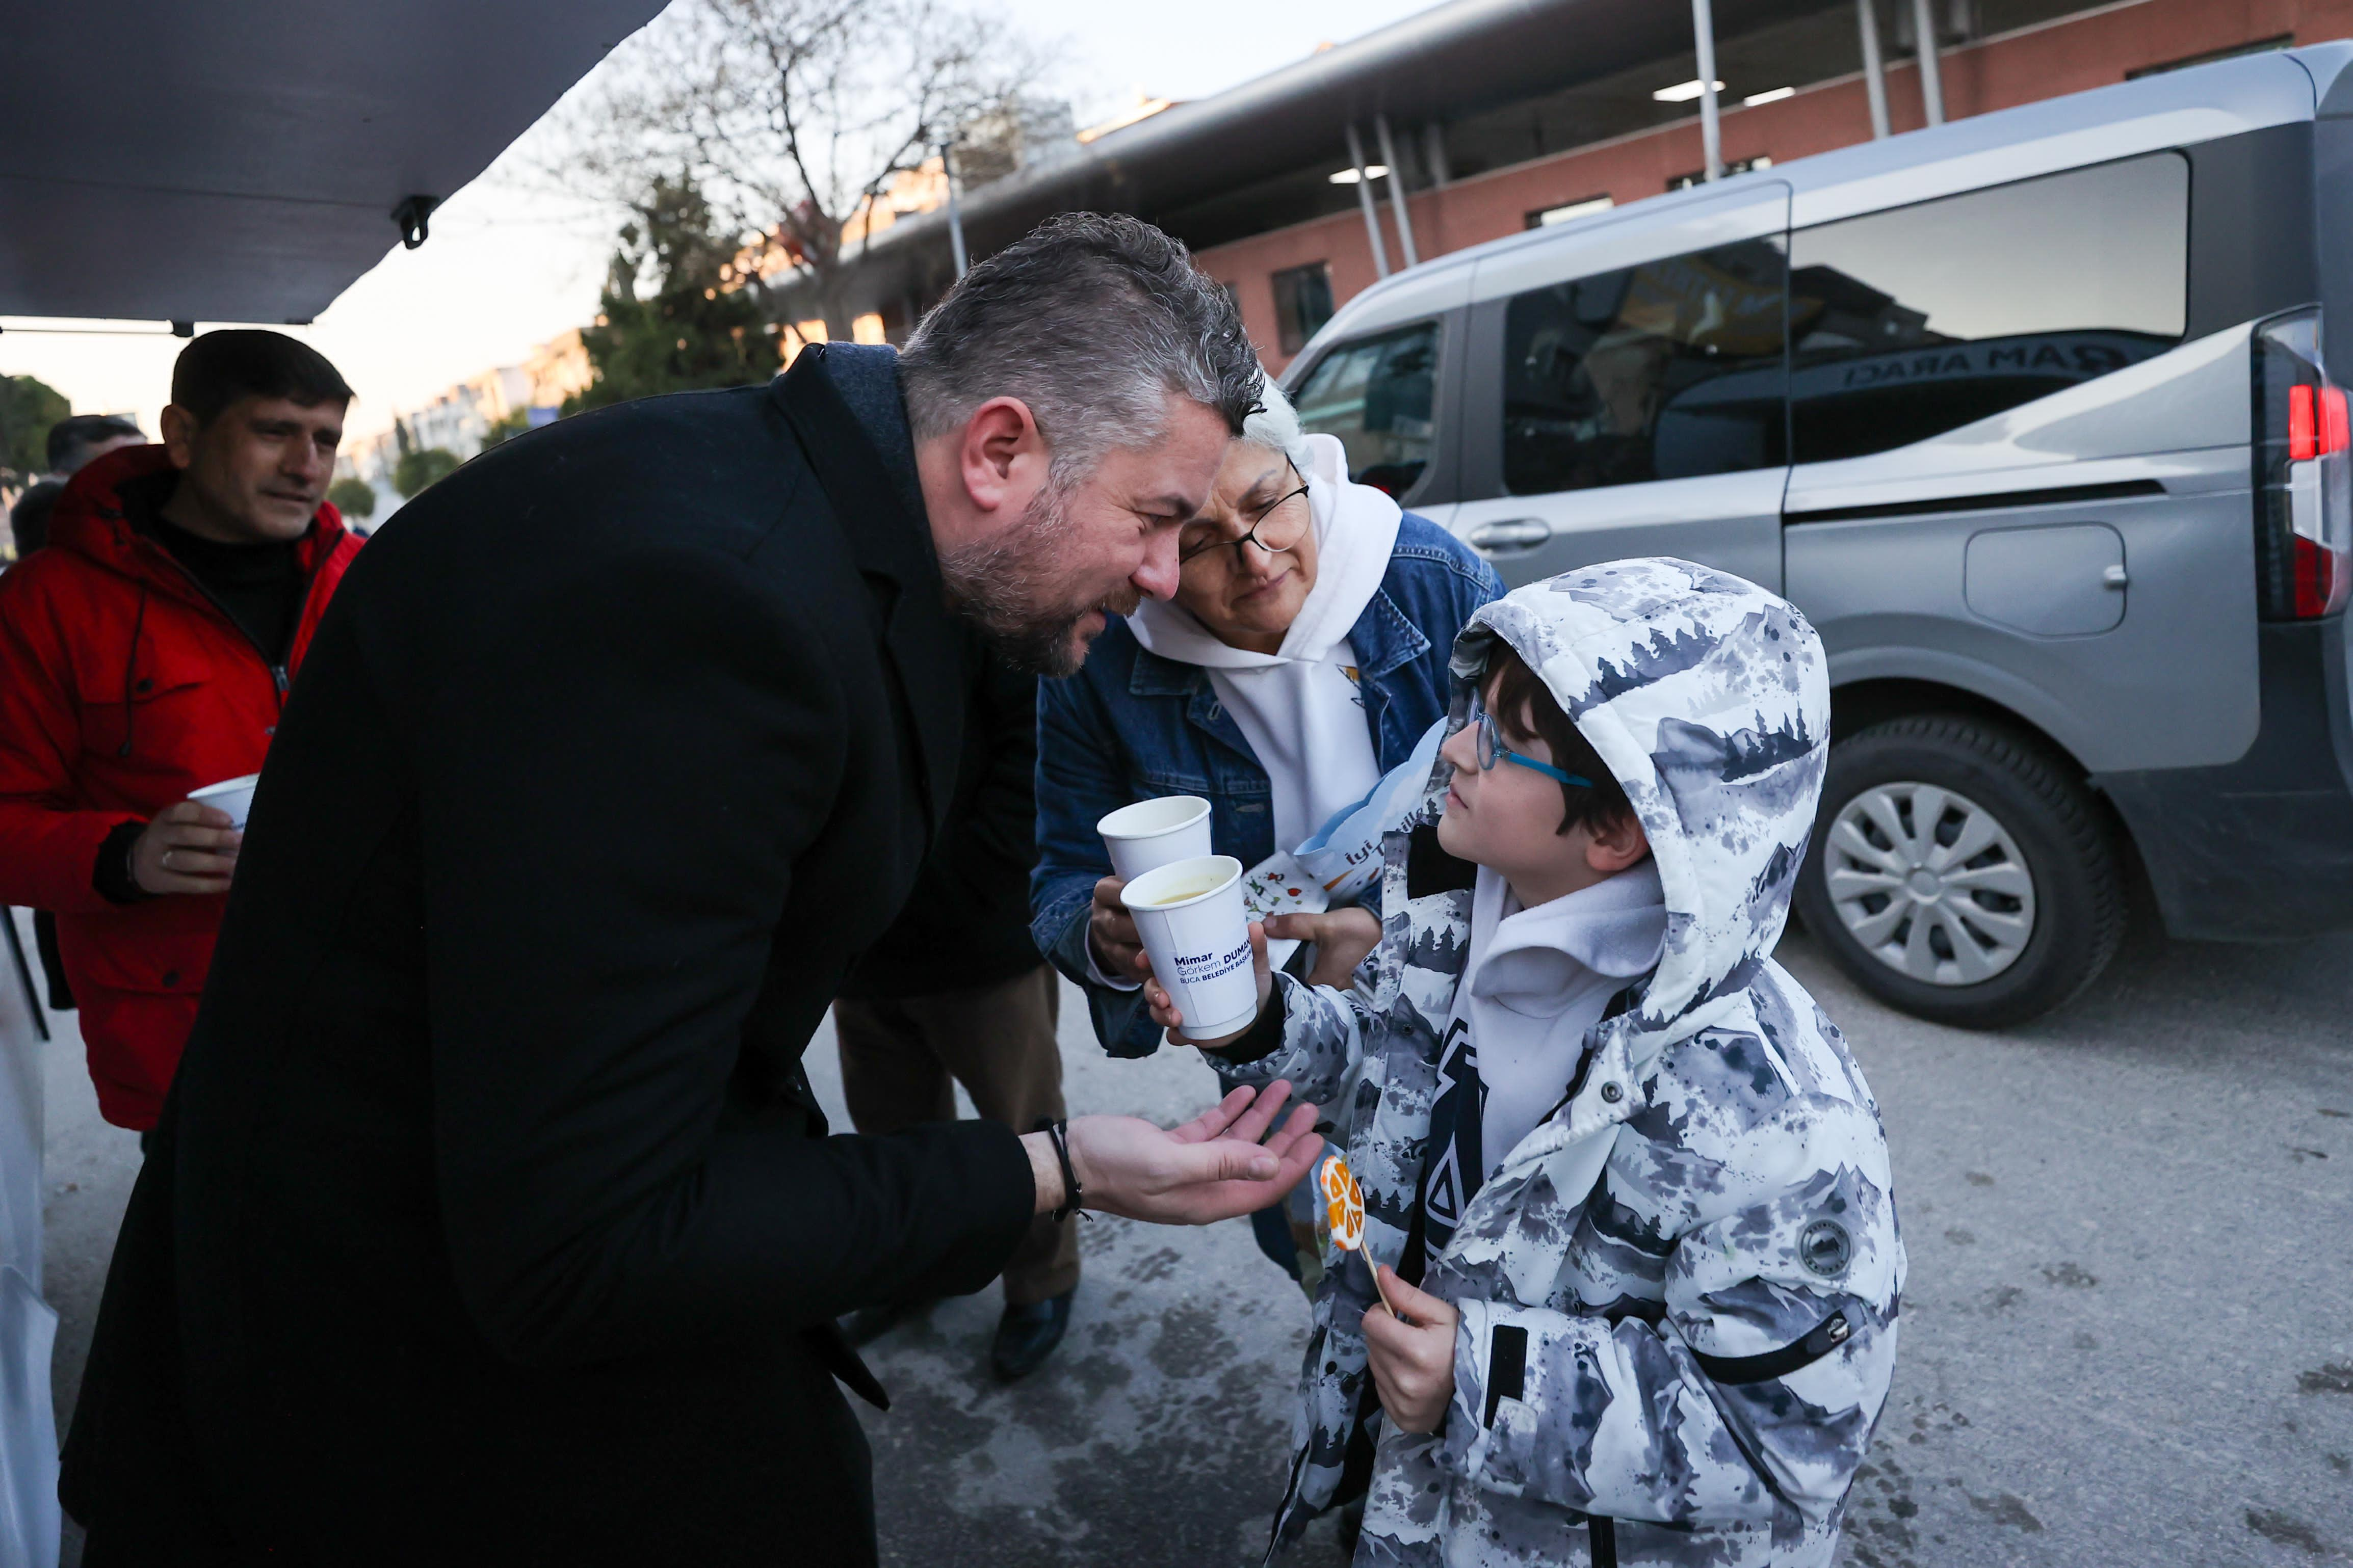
top-left (1795, 715), bottom-right (2124, 1029)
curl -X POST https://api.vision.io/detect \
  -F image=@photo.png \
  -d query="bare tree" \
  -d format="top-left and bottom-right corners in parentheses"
top-left (568, 0), bottom-right (1052, 339)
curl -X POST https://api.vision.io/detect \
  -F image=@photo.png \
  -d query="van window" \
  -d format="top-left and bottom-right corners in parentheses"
top-left (1789, 152), bottom-right (2189, 464)
top-left (1289, 323), bottom-right (1440, 497)
top-left (1501, 237), bottom-right (1787, 495)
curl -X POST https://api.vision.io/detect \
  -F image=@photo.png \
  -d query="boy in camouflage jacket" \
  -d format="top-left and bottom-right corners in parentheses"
top-left (1150, 559), bottom-right (1903, 1567)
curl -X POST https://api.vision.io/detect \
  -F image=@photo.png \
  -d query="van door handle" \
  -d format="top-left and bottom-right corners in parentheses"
top-left (1467, 518), bottom-right (1554, 553)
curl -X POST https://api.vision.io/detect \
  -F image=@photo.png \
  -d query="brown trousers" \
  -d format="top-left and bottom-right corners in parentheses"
top-left (832, 964), bottom-right (1080, 1305)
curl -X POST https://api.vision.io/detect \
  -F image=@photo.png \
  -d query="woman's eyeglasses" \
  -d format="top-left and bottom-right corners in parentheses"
top-left (1471, 704), bottom-right (1593, 789)
top-left (1179, 458), bottom-right (1313, 567)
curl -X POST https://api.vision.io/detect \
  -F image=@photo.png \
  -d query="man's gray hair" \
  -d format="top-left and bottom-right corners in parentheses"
top-left (900, 212), bottom-right (1263, 482)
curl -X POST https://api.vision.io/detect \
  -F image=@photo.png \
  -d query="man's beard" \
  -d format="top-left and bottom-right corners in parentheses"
top-left (936, 480), bottom-right (1138, 677)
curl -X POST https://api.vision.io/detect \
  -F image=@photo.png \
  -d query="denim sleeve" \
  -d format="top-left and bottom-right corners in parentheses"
top-left (1031, 672), bottom-right (1163, 1058)
top-left (1470, 557), bottom-right (1507, 607)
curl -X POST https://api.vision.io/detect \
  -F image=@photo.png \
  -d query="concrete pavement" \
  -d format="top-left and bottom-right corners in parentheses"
top-left (33, 912), bottom-right (2353, 1565)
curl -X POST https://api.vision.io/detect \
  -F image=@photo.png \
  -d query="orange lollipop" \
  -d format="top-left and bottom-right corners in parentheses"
top-left (1317, 1152), bottom-right (1394, 1315)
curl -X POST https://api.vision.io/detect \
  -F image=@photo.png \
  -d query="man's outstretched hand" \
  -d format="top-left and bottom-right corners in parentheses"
top-left (1023, 1082), bottom-right (1321, 1225)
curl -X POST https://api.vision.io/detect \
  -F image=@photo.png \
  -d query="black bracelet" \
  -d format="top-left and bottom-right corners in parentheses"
top-left (1045, 1119), bottom-right (1083, 1221)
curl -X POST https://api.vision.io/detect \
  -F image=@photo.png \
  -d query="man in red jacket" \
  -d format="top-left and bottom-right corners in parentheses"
top-left (0, 330), bottom-right (360, 1132)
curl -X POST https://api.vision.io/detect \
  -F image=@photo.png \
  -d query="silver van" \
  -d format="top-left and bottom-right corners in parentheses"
top-left (1282, 43), bottom-right (2353, 1027)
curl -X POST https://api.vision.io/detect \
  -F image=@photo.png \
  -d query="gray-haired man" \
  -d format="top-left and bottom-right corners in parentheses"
top-left (63, 214), bottom-right (1316, 1567)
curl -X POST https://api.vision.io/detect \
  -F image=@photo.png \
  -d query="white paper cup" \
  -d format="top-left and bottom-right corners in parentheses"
top-left (1122, 854), bottom-right (1259, 1041)
top-left (1097, 795), bottom-right (1213, 883)
top-left (188, 772), bottom-right (261, 831)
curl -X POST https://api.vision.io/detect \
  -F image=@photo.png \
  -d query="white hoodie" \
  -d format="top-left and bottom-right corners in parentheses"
top-left (1456, 859), bottom-right (1668, 1176)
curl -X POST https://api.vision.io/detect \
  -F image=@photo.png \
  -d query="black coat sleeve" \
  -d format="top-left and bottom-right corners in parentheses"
top-left (839, 648), bottom-right (1042, 996)
top-left (416, 544), bottom-right (1035, 1367)
top-left (959, 657), bottom-right (1041, 875)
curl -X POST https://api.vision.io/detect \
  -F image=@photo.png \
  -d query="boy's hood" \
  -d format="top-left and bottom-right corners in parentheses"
top-left (1448, 557), bottom-right (1829, 1051)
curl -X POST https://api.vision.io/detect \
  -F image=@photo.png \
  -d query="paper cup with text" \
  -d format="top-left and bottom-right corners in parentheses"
top-left (1097, 795), bottom-right (1213, 883)
top-left (188, 772), bottom-right (261, 831)
top-left (1121, 854), bottom-right (1259, 1042)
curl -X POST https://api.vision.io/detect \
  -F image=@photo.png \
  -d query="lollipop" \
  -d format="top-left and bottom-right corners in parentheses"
top-left (1317, 1152), bottom-right (1395, 1315)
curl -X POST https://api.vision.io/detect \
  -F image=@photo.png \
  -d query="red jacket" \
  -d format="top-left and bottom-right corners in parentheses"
top-left (0, 445), bottom-right (358, 1128)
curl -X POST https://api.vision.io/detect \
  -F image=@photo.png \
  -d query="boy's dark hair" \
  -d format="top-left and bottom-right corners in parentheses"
top-left (45, 413), bottom-right (142, 472)
top-left (1483, 644), bottom-right (1638, 837)
top-left (170, 330), bottom-right (354, 426)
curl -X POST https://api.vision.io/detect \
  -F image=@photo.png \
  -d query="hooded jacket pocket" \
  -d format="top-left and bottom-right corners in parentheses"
top-left (58, 907), bottom-right (219, 997)
top-left (74, 636), bottom-right (218, 770)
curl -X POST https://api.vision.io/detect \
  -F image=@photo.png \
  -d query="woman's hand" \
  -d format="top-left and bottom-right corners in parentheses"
top-left (1143, 921), bottom-right (1274, 1048)
top-left (1023, 1081), bottom-right (1322, 1224)
top-left (1363, 1267), bottom-right (1460, 1435)
top-left (1086, 875), bottom-right (1151, 982)
top-left (1271, 906), bottom-right (1383, 989)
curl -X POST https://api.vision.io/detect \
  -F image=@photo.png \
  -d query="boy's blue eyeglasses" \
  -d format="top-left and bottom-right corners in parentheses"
top-left (1473, 706), bottom-right (1594, 789)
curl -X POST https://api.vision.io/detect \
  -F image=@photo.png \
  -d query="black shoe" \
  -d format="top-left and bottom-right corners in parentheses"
top-left (839, 1297), bottom-right (934, 1349)
top-left (989, 1289), bottom-right (1073, 1383)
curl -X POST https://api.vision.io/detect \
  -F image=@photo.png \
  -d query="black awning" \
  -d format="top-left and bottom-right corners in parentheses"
top-left (0, 0), bottom-right (664, 324)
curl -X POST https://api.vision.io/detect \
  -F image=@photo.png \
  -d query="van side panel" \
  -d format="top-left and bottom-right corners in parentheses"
top-left (1787, 459), bottom-right (2256, 774)
top-left (1781, 125), bottom-right (2309, 783)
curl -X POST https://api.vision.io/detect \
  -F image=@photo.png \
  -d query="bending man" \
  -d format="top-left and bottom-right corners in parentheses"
top-left (62, 214), bottom-right (1316, 1567)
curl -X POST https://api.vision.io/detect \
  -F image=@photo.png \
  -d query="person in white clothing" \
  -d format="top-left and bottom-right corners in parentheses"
top-left (1142, 564), bottom-right (1903, 1568)
top-left (1031, 383), bottom-right (1503, 1284)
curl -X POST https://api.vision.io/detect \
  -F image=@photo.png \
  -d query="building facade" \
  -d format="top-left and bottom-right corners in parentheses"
top-left (780, 0), bottom-right (2353, 372)
top-left (343, 328), bottom-right (593, 494)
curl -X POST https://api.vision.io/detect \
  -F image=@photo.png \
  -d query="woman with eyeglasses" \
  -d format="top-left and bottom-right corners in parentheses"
top-left (1030, 380), bottom-right (1502, 1283)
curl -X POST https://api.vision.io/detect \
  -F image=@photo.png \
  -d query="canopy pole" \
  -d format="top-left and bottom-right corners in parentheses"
top-left (1692, 0), bottom-right (1723, 180)
top-left (939, 139), bottom-right (969, 278)
top-left (1858, 0), bottom-right (1891, 139)
top-left (1345, 122), bottom-right (1392, 279)
top-left (1910, 0), bottom-right (1946, 125)
top-left (1374, 114), bottom-right (1419, 268)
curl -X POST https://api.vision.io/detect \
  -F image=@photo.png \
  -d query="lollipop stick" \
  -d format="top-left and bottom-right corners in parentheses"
top-left (1370, 1256), bottom-right (1398, 1318)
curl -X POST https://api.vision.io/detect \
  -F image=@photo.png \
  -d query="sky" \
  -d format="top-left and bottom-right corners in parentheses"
top-left (0, 1), bottom-right (1440, 447)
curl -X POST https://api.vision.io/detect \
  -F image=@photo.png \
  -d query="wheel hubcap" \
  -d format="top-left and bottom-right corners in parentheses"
top-left (1823, 781), bottom-right (2037, 986)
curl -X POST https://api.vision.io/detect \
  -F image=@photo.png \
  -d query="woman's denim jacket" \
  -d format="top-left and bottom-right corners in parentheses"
top-left (1031, 514), bottom-right (1503, 1058)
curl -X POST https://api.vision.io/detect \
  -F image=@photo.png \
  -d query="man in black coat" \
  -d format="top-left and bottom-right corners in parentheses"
top-left (834, 646), bottom-right (1080, 1381)
top-left (60, 214), bottom-right (1318, 1566)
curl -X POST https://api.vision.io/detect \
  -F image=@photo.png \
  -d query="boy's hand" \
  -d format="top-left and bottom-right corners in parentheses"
top-left (1270, 906), bottom-right (1383, 989)
top-left (1362, 1267), bottom-right (1459, 1436)
top-left (1143, 921), bottom-right (1275, 1048)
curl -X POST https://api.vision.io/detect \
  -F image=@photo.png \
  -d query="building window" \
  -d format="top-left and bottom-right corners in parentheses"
top-left (1289, 322), bottom-right (1440, 498)
top-left (1528, 195), bottom-right (1614, 229)
top-left (1273, 262), bottom-right (1337, 356)
top-left (1501, 238), bottom-right (1787, 496)
top-left (1787, 151), bottom-right (2188, 464)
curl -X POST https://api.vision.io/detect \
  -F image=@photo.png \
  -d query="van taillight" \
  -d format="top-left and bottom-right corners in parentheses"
top-left (2254, 311), bottom-right (2352, 619)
